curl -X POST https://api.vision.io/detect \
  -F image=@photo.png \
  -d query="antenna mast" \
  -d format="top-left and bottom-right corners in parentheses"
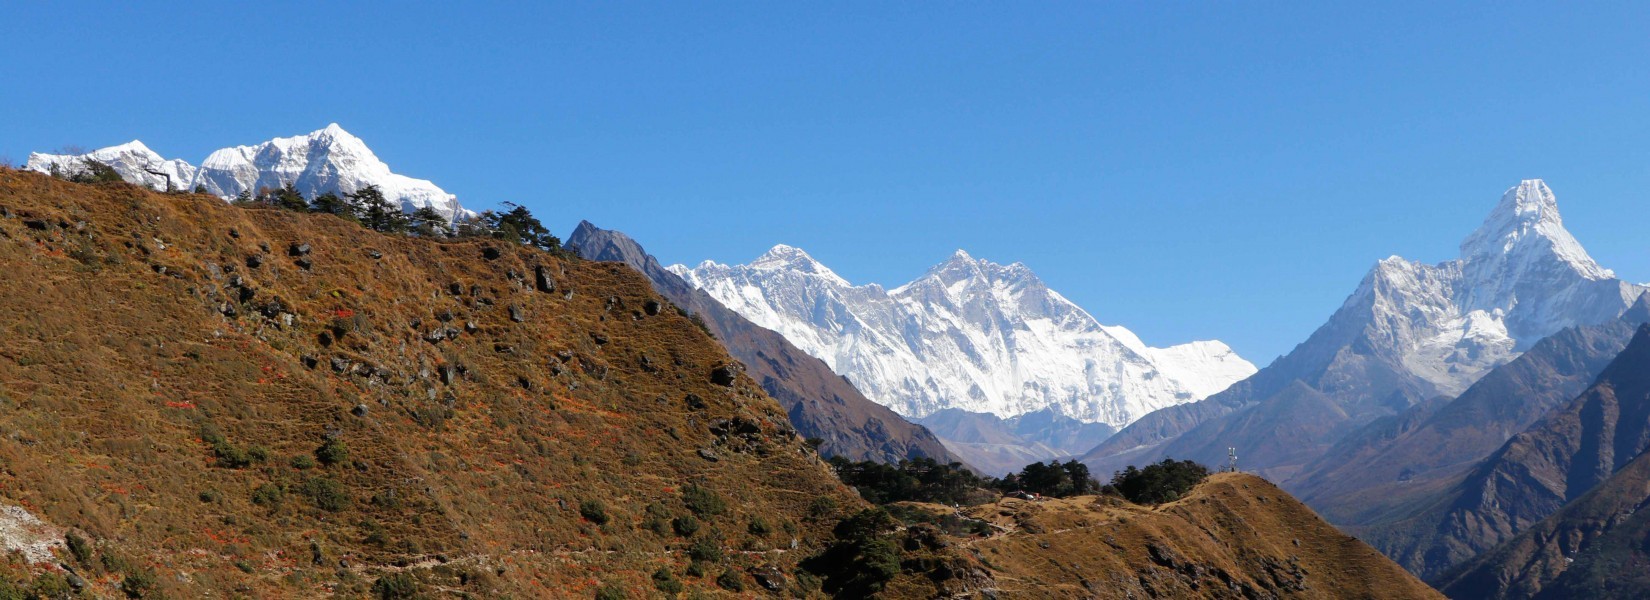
top-left (1226, 447), bottom-right (1238, 473)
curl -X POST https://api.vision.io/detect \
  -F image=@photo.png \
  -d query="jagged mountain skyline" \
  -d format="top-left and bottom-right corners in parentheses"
top-left (25, 125), bottom-right (472, 222)
top-left (670, 244), bottom-right (1257, 426)
top-left (11, 5), bottom-right (1650, 366)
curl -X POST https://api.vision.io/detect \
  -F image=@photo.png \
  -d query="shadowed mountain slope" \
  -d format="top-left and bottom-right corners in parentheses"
top-left (566, 221), bottom-right (960, 466)
top-left (1364, 323), bottom-right (1650, 581)
top-left (1437, 445), bottom-right (1650, 599)
top-left (1298, 305), bottom-right (1646, 526)
top-left (917, 408), bottom-right (1114, 476)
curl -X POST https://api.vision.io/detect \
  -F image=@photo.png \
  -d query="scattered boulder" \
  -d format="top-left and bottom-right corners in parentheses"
top-left (288, 242), bottom-right (311, 257)
top-left (709, 364), bottom-right (742, 387)
top-left (534, 265), bottom-right (555, 293)
top-left (295, 257), bottom-right (313, 270)
top-left (643, 299), bottom-right (663, 316)
top-left (698, 448), bottom-right (721, 462)
top-left (448, 283), bottom-right (463, 296)
top-left (351, 404), bottom-right (369, 417)
top-left (750, 565), bottom-right (786, 592)
top-left (245, 255), bottom-right (262, 269)
top-left (685, 394), bottom-right (707, 411)
top-left (481, 247), bottom-right (501, 260)
top-left (508, 304), bottom-right (524, 323)
top-left (366, 249), bottom-right (382, 260)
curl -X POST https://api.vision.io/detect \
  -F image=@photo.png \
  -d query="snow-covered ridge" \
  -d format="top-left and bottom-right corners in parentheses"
top-left (25, 124), bottom-right (472, 221)
top-left (670, 247), bottom-right (1257, 426)
top-left (1332, 179), bottom-right (1644, 395)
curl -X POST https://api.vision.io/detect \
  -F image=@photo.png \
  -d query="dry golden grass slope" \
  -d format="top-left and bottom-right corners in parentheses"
top-left (0, 169), bottom-right (864, 598)
top-left (0, 170), bottom-right (1446, 600)
top-left (880, 473), bottom-right (1443, 600)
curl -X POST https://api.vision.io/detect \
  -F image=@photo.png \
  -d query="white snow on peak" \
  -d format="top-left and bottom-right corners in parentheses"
top-left (1331, 179), bottom-right (1643, 395)
top-left (27, 141), bottom-right (198, 193)
top-left (749, 244), bottom-right (850, 285)
top-left (26, 125), bottom-right (473, 222)
top-left (672, 248), bottom-right (1257, 426)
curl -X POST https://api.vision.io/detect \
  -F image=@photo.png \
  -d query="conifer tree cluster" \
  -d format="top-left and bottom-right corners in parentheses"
top-left (225, 183), bottom-right (561, 250)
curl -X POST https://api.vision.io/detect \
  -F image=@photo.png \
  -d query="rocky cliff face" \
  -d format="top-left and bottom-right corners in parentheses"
top-left (565, 221), bottom-right (961, 466)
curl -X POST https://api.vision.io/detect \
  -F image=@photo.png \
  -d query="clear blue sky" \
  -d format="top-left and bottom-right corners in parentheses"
top-left (4, 3), bottom-right (1649, 363)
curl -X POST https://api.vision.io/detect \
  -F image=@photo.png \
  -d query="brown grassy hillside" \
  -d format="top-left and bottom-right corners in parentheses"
top-left (881, 473), bottom-right (1443, 600)
top-left (0, 169), bottom-right (862, 597)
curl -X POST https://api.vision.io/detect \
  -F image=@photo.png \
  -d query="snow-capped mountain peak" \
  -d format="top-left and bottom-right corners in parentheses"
top-left (1324, 179), bottom-right (1644, 396)
top-left (672, 247), bottom-right (1257, 426)
top-left (1460, 178), bottom-right (1611, 280)
top-left (27, 125), bottom-right (472, 221)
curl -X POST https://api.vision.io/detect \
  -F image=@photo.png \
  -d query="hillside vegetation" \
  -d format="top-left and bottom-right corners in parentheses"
top-left (0, 170), bottom-right (1444, 599)
top-left (0, 169), bottom-right (863, 597)
top-left (879, 473), bottom-right (1443, 599)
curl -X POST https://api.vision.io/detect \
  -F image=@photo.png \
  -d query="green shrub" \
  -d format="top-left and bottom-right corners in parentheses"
top-left (807, 496), bottom-right (838, 520)
top-left (371, 572), bottom-right (421, 600)
top-left (802, 508), bottom-right (902, 597)
top-left (302, 477), bottom-right (350, 512)
top-left (251, 483), bottom-right (284, 507)
top-left (1106, 459), bottom-right (1209, 505)
top-left (594, 583), bottom-right (627, 600)
top-left (65, 531), bottom-right (93, 565)
top-left (315, 438), bottom-right (350, 466)
top-left (641, 503), bottom-right (671, 535)
top-left (290, 454), bottom-right (316, 470)
top-left (579, 499), bottom-right (609, 525)
top-left (672, 515), bottom-right (700, 537)
top-left (681, 485), bottom-right (725, 516)
top-left (687, 536), bottom-right (723, 563)
top-left (716, 568), bottom-right (746, 592)
top-left (685, 561), bottom-right (707, 578)
top-left (748, 516), bottom-right (771, 536)
top-left (29, 572), bottom-right (73, 599)
top-left (120, 567), bottom-right (157, 598)
top-left (651, 567), bottom-right (683, 595)
top-left (829, 455), bottom-right (999, 504)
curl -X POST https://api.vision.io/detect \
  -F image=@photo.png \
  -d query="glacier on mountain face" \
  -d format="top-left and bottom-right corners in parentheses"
top-left (25, 124), bottom-right (472, 222)
top-left (669, 247), bottom-right (1256, 427)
